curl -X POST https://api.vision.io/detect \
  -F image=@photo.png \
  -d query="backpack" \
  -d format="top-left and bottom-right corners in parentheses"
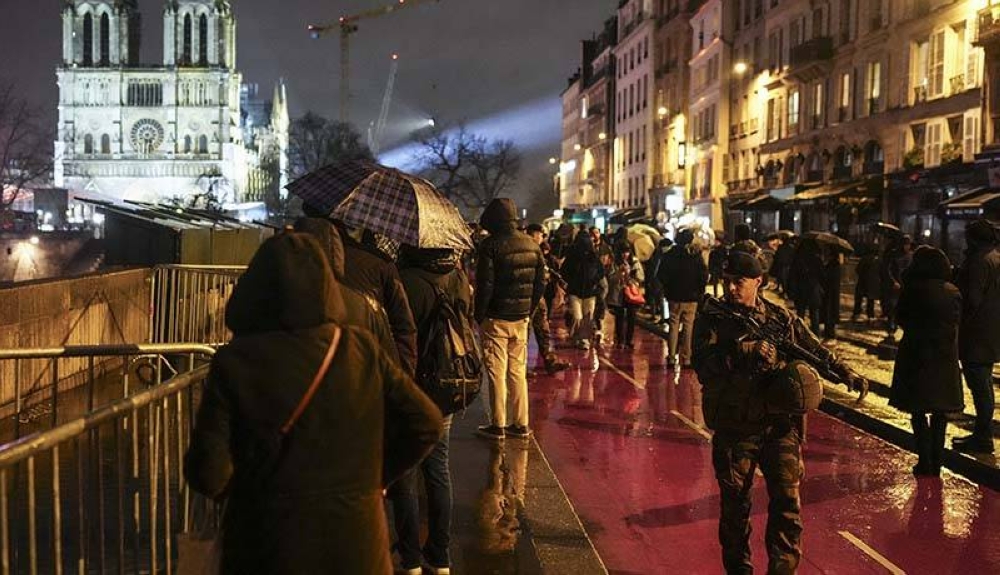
top-left (417, 280), bottom-right (483, 415)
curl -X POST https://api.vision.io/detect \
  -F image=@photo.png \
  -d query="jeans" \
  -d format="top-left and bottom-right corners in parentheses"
top-left (962, 362), bottom-right (996, 438)
top-left (390, 415), bottom-right (454, 569)
top-left (531, 298), bottom-right (553, 362)
top-left (481, 317), bottom-right (530, 428)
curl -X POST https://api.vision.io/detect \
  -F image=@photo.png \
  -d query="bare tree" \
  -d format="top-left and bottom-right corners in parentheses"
top-left (414, 126), bottom-right (521, 212)
top-left (0, 82), bottom-right (53, 215)
top-left (288, 112), bottom-right (373, 179)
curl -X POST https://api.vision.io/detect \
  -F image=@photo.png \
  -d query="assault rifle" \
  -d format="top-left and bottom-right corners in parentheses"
top-left (701, 295), bottom-right (868, 401)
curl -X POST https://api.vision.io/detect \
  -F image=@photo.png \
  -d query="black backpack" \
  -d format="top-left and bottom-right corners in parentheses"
top-left (417, 280), bottom-right (483, 415)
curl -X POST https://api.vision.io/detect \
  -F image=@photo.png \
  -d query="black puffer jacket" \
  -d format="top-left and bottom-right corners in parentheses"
top-left (561, 233), bottom-right (605, 298)
top-left (474, 199), bottom-right (545, 323)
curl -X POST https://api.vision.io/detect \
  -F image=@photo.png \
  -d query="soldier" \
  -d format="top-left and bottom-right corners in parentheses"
top-left (692, 251), bottom-right (867, 575)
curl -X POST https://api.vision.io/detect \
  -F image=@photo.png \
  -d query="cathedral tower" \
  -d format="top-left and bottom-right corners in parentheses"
top-left (163, 1), bottom-right (236, 68)
top-left (61, 1), bottom-right (141, 67)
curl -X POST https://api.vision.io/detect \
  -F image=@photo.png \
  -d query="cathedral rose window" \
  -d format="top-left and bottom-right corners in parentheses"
top-left (130, 119), bottom-right (165, 154)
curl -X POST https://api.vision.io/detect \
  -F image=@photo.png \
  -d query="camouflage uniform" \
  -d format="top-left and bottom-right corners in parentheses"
top-left (693, 296), bottom-right (858, 575)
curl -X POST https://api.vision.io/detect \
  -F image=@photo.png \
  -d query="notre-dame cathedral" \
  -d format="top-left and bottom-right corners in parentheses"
top-left (54, 0), bottom-right (288, 205)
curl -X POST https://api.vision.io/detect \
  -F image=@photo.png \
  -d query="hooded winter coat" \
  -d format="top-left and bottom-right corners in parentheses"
top-left (397, 246), bottom-right (473, 366)
top-left (475, 198), bottom-right (545, 323)
top-left (184, 233), bottom-right (442, 575)
top-left (294, 217), bottom-right (398, 364)
top-left (890, 246), bottom-right (964, 414)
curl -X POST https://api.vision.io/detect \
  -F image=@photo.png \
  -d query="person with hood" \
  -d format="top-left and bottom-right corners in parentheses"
top-left (561, 230), bottom-right (607, 350)
top-left (890, 246), bottom-right (964, 476)
top-left (953, 219), bottom-right (1000, 454)
top-left (391, 245), bottom-right (473, 574)
top-left (475, 198), bottom-right (546, 440)
top-left (657, 228), bottom-right (707, 368)
top-left (647, 237), bottom-right (674, 323)
top-left (301, 203), bottom-right (419, 376)
top-left (184, 233), bottom-right (443, 575)
top-left (294, 217), bottom-right (397, 363)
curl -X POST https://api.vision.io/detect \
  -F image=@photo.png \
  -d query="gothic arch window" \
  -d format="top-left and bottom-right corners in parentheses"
top-left (100, 134), bottom-right (111, 154)
top-left (82, 13), bottom-right (94, 66)
top-left (198, 135), bottom-right (209, 154)
top-left (199, 14), bottom-right (209, 66)
top-left (184, 135), bottom-right (192, 153)
top-left (183, 14), bottom-right (193, 65)
top-left (99, 12), bottom-right (110, 65)
top-left (84, 134), bottom-right (94, 154)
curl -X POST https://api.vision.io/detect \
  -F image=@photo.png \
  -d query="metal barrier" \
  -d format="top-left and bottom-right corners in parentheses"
top-left (0, 346), bottom-right (215, 575)
top-left (0, 344), bottom-right (216, 438)
top-left (150, 265), bottom-right (245, 346)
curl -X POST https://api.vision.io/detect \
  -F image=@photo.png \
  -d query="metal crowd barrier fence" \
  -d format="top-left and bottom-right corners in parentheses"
top-left (150, 265), bottom-right (246, 346)
top-left (0, 345), bottom-right (215, 575)
top-left (0, 345), bottom-right (216, 439)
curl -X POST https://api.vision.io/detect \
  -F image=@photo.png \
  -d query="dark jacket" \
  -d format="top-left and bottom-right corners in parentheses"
top-left (708, 244), bottom-right (728, 275)
top-left (338, 229), bottom-right (418, 375)
top-left (890, 247), bottom-right (964, 413)
top-left (693, 296), bottom-right (856, 433)
top-left (475, 199), bottom-right (545, 323)
top-left (184, 233), bottom-right (442, 575)
top-left (956, 244), bottom-right (1000, 363)
top-left (294, 218), bottom-right (398, 363)
top-left (788, 242), bottom-right (825, 307)
top-left (398, 248), bottom-right (473, 366)
top-left (561, 233), bottom-right (605, 298)
top-left (855, 251), bottom-right (882, 299)
top-left (657, 244), bottom-right (708, 302)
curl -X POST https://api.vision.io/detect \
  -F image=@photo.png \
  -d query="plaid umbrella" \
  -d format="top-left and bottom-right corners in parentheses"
top-left (287, 160), bottom-right (473, 250)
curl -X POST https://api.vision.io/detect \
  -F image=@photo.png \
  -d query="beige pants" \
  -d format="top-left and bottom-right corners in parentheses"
top-left (668, 301), bottom-right (699, 363)
top-left (480, 317), bottom-right (530, 428)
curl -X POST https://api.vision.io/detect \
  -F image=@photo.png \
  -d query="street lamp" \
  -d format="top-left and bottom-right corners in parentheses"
top-left (549, 157), bottom-right (557, 164)
top-left (598, 132), bottom-right (607, 140)
top-left (733, 61), bottom-right (749, 75)
top-left (657, 106), bottom-right (669, 117)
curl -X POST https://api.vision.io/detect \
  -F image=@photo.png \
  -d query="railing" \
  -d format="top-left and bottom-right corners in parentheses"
top-left (0, 344), bottom-right (215, 435)
top-left (950, 74), bottom-right (966, 95)
top-left (150, 265), bottom-right (245, 346)
top-left (977, 4), bottom-right (1000, 45)
top-left (789, 36), bottom-right (833, 69)
top-left (0, 356), bottom-right (214, 575)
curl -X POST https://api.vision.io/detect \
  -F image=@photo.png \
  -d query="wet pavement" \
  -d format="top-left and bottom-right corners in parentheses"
top-left (498, 319), bottom-right (1000, 574)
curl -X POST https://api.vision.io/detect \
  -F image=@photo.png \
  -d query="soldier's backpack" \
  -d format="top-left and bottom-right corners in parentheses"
top-left (417, 281), bottom-right (483, 415)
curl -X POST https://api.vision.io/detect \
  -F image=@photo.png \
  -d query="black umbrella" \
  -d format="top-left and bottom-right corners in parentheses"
top-left (802, 231), bottom-right (854, 253)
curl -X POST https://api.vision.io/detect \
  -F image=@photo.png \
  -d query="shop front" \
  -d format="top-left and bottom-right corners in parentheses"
top-left (937, 187), bottom-right (1000, 262)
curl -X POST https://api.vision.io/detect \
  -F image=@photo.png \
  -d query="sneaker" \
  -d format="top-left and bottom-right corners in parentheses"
top-left (575, 340), bottom-right (591, 350)
top-left (593, 331), bottom-right (604, 347)
top-left (395, 568), bottom-right (421, 575)
top-left (476, 425), bottom-right (505, 440)
top-left (544, 360), bottom-right (570, 374)
top-left (426, 567), bottom-right (450, 575)
top-left (505, 425), bottom-right (532, 439)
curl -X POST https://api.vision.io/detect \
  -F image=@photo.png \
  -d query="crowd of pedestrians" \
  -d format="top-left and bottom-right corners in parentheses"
top-left (180, 167), bottom-right (1000, 574)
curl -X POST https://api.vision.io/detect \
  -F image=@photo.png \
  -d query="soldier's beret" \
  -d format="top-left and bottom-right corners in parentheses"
top-left (723, 251), bottom-right (763, 278)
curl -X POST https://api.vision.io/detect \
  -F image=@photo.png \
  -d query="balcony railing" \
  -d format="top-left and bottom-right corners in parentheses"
top-left (868, 97), bottom-right (880, 116)
top-left (655, 60), bottom-right (677, 78)
top-left (914, 85), bottom-right (928, 104)
top-left (950, 74), bottom-right (966, 95)
top-left (869, 15), bottom-right (883, 32)
top-left (788, 37), bottom-right (834, 83)
top-left (976, 5), bottom-right (1000, 46)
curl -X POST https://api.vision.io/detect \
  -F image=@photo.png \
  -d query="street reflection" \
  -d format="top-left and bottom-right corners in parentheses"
top-left (476, 442), bottom-right (529, 555)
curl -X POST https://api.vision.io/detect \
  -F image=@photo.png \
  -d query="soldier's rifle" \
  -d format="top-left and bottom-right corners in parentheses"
top-left (701, 295), bottom-right (867, 400)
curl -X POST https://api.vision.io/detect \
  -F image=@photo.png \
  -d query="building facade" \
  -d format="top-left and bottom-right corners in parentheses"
top-left (54, 0), bottom-right (287, 205)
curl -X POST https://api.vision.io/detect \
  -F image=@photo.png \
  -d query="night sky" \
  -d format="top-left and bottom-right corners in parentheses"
top-left (2, 0), bottom-right (619, 213)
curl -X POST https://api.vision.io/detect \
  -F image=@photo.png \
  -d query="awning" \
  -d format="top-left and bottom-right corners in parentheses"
top-left (939, 187), bottom-right (1000, 216)
top-left (608, 207), bottom-right (647, 225)
top-left (786, 182), bottom-right (860, 204)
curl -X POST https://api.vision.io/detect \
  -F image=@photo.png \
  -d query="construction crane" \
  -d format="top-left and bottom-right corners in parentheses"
top-left (367, 53), bottom-right (399, 156)
top-left (307, 0), bottom-right (441, 123)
